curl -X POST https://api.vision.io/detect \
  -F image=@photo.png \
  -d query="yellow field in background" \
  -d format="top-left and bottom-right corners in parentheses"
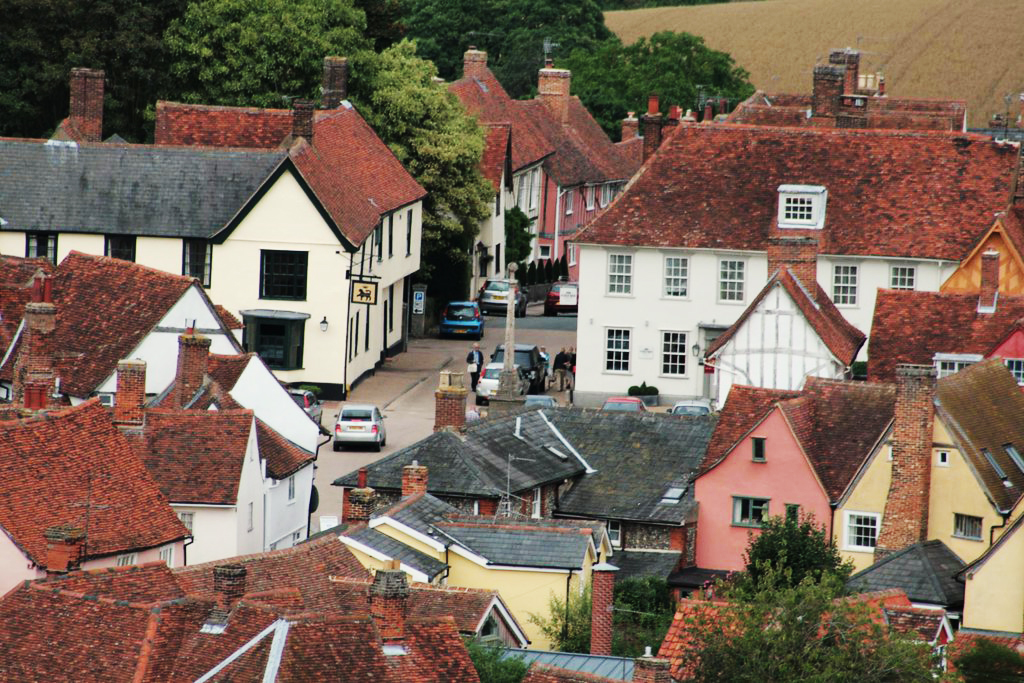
top-left (605, 0), bottom-right (1024, 128)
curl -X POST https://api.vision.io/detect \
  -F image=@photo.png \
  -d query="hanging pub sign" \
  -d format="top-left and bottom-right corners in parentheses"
top-left (351, 280), bottom-right (378, 305)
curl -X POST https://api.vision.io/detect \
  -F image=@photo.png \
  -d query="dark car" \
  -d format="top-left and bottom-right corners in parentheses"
top-left (479, 278), bottom-right (527, 317)
top-left (544, 281), bottom-right (579, 316)
top-left (439, 301), bottom-right (484, 339)
top-left (491, 343), bottom-right (545, 393)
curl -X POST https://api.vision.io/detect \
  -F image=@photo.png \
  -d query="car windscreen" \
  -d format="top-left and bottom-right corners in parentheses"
top-left (483, 367), bottom-right (502, 379)
top-left (485, 281), bottom-right (510, 292)
top-left (492, 349), bottom-right (534, 367)
top-left (673, 406), bottom-right (708, 416)
top-left (341, 409), bottom-right (373, 421)
top-left (446, 305), bottom-right (477, 320)
top-left (603, 402), bottom-right (639, 412)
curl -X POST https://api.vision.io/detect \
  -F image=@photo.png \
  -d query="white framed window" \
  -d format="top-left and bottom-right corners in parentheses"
top-left (843, 511), bottom-right (880, 551)
top-left (661, 331), bottom-right (687, 376)
top-left (568, 244), bottom-right (577, 267)
top-left (529, 168), bottom-right (540, 211)
top-left (565, 191), bottom-right (574, 215)
top-left (248, 501), bottom-right (254, 532)
top-left (116, 553), bottom-right (138, 567)
top-left (539, 244), bottom-right (551, 259)
top-left (287, 475), bottom-right (296, 501)
top-left (608, 253), bottom-right (633, 295)
top-left (777, 185), bottom-right (827, 229)
top-left (1006, 359), bottom-right (1024, 384)
top-left (732, 497), bottom-right (769, 527)
top-left (664, 256), bottom-right (688, 298)
top-left (586, 186), bottom-right (595, 210)
top-left (890, 265), bottom-right (916, 290)
top-left (934, 353), bottom-right (981, 378)
top-left (532, 487), bottom-right (542, 518)
top-left (953, 513), bottom-right (983, 541)
top-left (936, 450), bottom-right (950, 467)
top-left (159, 546), bottom-right (174, 566)
top-left (600, 183), bottom-right (613, 208)
top-left (1005, 444), bottom-right (1024, 475)
top-left (292, 530), bottom-right (302, 544)
top-left (178, 511), bottom-right (194, 534)
top-left (832, 264), bottom-right (858, 306)
top-left (605, 328), bottom-right (631, 373)
top-left (719, 260), bottom-right (745, 302)
top-left (607, 520), bottom-right (621, 548)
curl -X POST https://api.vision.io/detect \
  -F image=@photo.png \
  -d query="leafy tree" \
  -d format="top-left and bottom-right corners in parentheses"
top-left (682, 571), bottom-right (937, 683)
top-left (465, 639), bottom-right (529, 683)
top-left (353, 0), bottom-right (406, 52)
top-left (526, 261), bottom-right (538, 286)
top-left (504, 207), bottom-right (534, 265)
top-left (612, 576), bottom-right (675, 657)
top-left (529, 583), bottom-right (591, 653)
top-left (399, 0), bottom-right (502, 82)
top-left (164, 0), bottom-right (371, 108)
top-left (559, 255), bottom-right (569, 278)
top-left (349, 40), bottom-right (493, 302)
top-left (953, 638), bottom-right (1024, 682)
top-left (0, 0), bottom-right (188, 141)
top-left (561, 31), bottom-right (754, 140)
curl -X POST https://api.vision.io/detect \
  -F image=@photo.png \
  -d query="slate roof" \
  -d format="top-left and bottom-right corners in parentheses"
top-left (345, 526), bottom-right (448, 580)
top-left (506, 651), bottom-right (632, 681)
top-left (868, 289), bottom-right (1024, 382)
top-left (706, 266), bottom-right (866, 366)
top-left (155, 101), bottom-right (427, 246)
top-left (609, 550), bottom-right (682, 583)
top-left (0, 400), bottom-right (189, 566)
top-left (846, 540), bottom-right (965, 609)
top-left (576, 124), bottom-right (1018, 261)
top-left (934, 359), bottom-right (1024, 512)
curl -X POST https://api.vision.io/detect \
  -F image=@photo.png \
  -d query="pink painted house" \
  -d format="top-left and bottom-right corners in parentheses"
top-left (694, 378), bottom-right (895, 571)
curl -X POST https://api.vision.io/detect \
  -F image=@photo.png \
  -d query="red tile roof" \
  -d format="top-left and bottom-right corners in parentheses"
top-left (706, 266), bottom-right (865, 365)
top-left (214, 304), bottom-right (244, 330)
top-left (0, 255), bottom-right (50, 356)
top-left (481, 123), bottom-right (512, 192)
top-left (33, 561), bottom-right (187, 602)
top-left (523, 663), bottom-right (620, 682)
top-left (883, 606), bottom-right (949, 643)
top-left (206, 352), bottom-right (254, 392)
top-left (155, 102), bottom-right (426, 247)
top-left (577, 125), bottom-right (1017, 261)
top-left (700, 385), bottom-right (802, 472)
top-left (0, 400), bottom-right (188, 566)
top-left (255, 418), bottom-right (314, 479)
top-left (729, 92), bottom-right (968, 131)
top-left (868, 289), bottom-right (1024, 382)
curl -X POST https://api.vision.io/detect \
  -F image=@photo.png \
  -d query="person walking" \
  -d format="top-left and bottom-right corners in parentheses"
top-left (567, 346), bottom-right (577, 390)
top-left (466, 342), bottom-right (485, 392)
top-left (553, 347), bottom-right (568, 391)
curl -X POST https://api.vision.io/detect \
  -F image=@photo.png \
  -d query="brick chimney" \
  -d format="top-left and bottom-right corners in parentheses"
top-left (345, 468), bottom-right (376, 523)
top-left (634, 649), bottom-right (672, 683)
top-left (876, 364), bottom-right (936, 558)
top-left (641, 94), bottom-right (663, 161)
top-left (402, 461), bottom-right (428, 497)
top-left (463, 46), bottom-right (488, 80)
top-left (979, 249), bottom-right (1000, 312)
top-left (322, 57), bottom-right (350, 109)
top-left (767, 236), bottom-right (819, 296)
top-left (44, 525), bottom-right (86, 573)
top-left (703, 101), bottom-right (714, 122)
top-left (621, 112), bottom-right (639, 141)
top-left (434, 370), bottom-right (468, 432)
top-left (590, 562), bottom-right (619, 656)
top-left (829, 49), bottom-right (860, 95)
top-left (213, 564), bottom-right (247, 608)
top-left (292, 99), bottom-right (315, 142)
top-left (174, 329), bottom-right (211, 409)
top-left (812, 64), bottom-right (844, 119)
top-left (370, 565), bottom-right (410, 641)
top-left (113, 359), bottom-right (146, 427)
top-left (69, 68), bottom-right (104, 143)
top-left (15, 299), bottom-right (58, 410)
top-left (538, 63), bottom-right (572, 126)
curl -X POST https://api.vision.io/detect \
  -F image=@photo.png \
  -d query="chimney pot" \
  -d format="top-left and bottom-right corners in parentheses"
top-left (621, 113), bottom-right (639, 141)
top-left (358, 467), bottom-right (368, 489)
top-left (322, 57), bottom-right (350, 109)
top-left (590, 563), bottom-right (619, 656)
top-left (634, 653), bottom-right (672, 683)
top-left (640, 97), bottom-right (664, 161)
top-left (114, 360), bottom-right (146, 427)
top-left (704, 102), bottom-right (714, 122)
top-left (647, 94), bottom-right (659, 116)
top-left (69, 68), bottom-right (104, 143)
top-left (463, 47), bottom-right (488, 80)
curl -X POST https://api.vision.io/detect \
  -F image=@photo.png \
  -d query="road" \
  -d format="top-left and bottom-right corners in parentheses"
top-left (310, 305), bottom-right (577, 529)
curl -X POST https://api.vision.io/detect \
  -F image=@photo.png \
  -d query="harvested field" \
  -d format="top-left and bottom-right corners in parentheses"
top-left (606, 0), bottom-right (1024, 128)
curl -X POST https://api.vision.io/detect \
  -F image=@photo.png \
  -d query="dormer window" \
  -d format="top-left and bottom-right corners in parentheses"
top-left (777, 185), bottom-right (827, 230)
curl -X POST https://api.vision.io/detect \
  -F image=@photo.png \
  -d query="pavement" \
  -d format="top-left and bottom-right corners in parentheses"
top-left (311, 302), bottom-right (578, 529)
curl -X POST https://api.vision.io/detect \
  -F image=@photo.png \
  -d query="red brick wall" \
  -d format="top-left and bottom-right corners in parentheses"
top-left (590, 567), bottom-right (616, 656)
top-left (463, 48), bottom-right (488, 80)
top-left (13, 302), bottom-right (57, 408)
top-left (538, 68), bottom-right (571, 125)
top-left (114, 360), bottom-right (146, 426)
top-left (370, 569), bottom-right (409, 640)
top-left (434, 388), bottom-right (467, 432)
top-left (174, 333), bottom-right (211, 408)
top-left (70, 68), bottom-right (104, 142)
top-left (980, 250), bottom-right (1000, 308)
top-left (634, 657), bottom-right (672, 683)
top-left (401, 464), bottom-right (428, 497)
top-left (321, 57), bottom-right (350, 109)
top-left (812, 65), bottom-right (844, 119)
top-left (767, 236), bottom-right (819, 294)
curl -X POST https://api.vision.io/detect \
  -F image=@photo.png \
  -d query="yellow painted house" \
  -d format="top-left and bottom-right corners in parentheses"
top-left (834, 360), bottom-right (1024, 572)
top-left (338, 484), bottom-right (610, 649)
top-left (959, 495), bottom-right (1024, 634)
top-left (941, 208), bottom-right (1024, 295)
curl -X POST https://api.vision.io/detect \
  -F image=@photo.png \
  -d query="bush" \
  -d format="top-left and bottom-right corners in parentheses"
top-left (526, 261), bottom-right (537, 286)
top-left (559, 255), bottom-right (569, 278)
top-left (954, 637), bottom-right (1024, 682)
top-left (465, 639), bottom-right (529, 683)
top-left (612, 576), bottom-right (675, 657)
top-left (297, 384), bottom-right (323, 397)
top-left (628, 382), bottom-right (658, 396)
top-left (544, 259), bottom-right (554, 283)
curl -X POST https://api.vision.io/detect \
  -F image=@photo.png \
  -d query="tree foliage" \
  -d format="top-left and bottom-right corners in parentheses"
top-left (0, 0), bottom-right (188, 141)
top-left (683, 571), bottom-right (938, 683)
top-left (504, 207), bottom-right (534, 265)
top-left (348, 40), bottom-right (493, 301)
top-left (561, 31), bottom-right (754, 139)
top-left (165, 0), bottom-right (371, 108)
top-left (465, 639), bottom-right (529, 683)
top-left (953, 638), bottom-right (1024, 682)
top-left (529, 582), bottom-right (592, 653)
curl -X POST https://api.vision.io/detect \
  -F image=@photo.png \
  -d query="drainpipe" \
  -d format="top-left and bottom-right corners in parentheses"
top-left (990, 510), bottom-right (1011, 545)
top-left (563, 570), bottom-right (572, 645)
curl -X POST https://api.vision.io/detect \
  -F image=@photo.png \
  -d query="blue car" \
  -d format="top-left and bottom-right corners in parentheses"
top-left (440, 301), bottom-right (484, 339)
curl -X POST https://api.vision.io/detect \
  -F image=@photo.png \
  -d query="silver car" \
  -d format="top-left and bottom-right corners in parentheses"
top-left (670, 398), bottom-right (714, 416)
top-left (478, 278), bottom-right (527, 317)
top-left (333, 404), bottom-right (387, 452)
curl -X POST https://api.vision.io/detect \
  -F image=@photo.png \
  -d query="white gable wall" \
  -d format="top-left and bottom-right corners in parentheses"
top-left (230, 357), bottom-right (319, 452)
top-left (175, 504), bottom-right (238, 566)
top-left (264, 461), bottom-right (315, 551)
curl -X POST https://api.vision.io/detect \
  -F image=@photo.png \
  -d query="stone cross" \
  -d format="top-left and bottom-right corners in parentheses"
top-left (497, 263), bottom-right (520, 398)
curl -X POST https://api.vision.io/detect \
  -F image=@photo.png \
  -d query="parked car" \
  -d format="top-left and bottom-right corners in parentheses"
top-left (544, 281), bottom-right (579, 316)
top-left (524, 395), bottom-right (558, 409)
top-left (601, 397), bottom-right (647, 412)
top-left (475, 362), bottom-right (529, 405)
top-left (439, 300), bottom-right (484, 339)
top-left (491, 343), bottom-right (545, 393)
top-left (333, 404), bottom-right (387, 452)
top-left (670, 398), bottom-right (714, 416)
top-left (288, 388), bottom-right (323, 426)
top-left (479, 278), bottom-right (527, 317)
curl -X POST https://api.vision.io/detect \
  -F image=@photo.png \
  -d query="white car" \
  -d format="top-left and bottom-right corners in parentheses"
top-left (475, 362), bottom-right (528, 406)
top-left (333, 404), bottom-right (387, 451)
top-left (670, 398), bottom-right (714, 416)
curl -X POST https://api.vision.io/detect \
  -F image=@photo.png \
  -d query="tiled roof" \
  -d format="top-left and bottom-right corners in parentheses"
top-left (729, 91), bottom-right (968, 131)
top-left (206, 352), bottom-right (253, 392)
top-left (0, 400), bottom-right (188, 566)
top-left (524, 662), bottom-right (622, 683)
top-left (706, 266), bottom-right (866, 365)
top-left (868, 289), bottom-right (1024, 382)
top-left (882, 606), bottom-right (949, 643)
top-left (345, 526), bottom-right (449, 580)
top-left (847, 540), bottom-right (965, 608)
top-left (481, 123), bottom-right (512, 192)
top-left (131, 409), bottom-right (253, 505)
top-left (0, 255), bottom-right (50, 354)
top-left (155, 101), bottom-right (427, 247)
top-left (934, 359), bottom-right (1024, 512)
top-left (576, 125), bottom-right (1017, 261)
top-left (255, 418), bottom-right (314, 480)
top-left (214, 304), bottom-right (244, 330)
top-left (377, 492), bottom-right (461, 537)
top-left (609, 550), bottom-right (682, 583)
top-left (700, 385), bottom-right (802, 472)
top-left (32, 562), bottom-right (186, 603)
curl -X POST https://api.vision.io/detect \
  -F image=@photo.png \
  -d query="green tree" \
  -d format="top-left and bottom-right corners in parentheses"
top-left (353, 0), bottom-right (406, 52)
top-left (164, 0), bottom-right (370, 108)
top-left (504, 207), bottom-right (534, 264)
top-left (529, 583), bottom-right (591, 653)
top-left (683, 571), bottom-right (938, 683)
top-left (465, 639), bottom-right (529, 683)
top-left (953, 638), bottom-right (1024, 682)
top-left (0, 0), bottom-right (188, 141)
top-left (561, 31), bottom-right (754, 140)
top-left (611, 576), bottom-right (675, 657)
top-left (349, 40), bottom-right (493, 301)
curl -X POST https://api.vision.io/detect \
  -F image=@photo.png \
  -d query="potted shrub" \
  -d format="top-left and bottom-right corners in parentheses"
top-left (627, 382), bottom-right (660, 407)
